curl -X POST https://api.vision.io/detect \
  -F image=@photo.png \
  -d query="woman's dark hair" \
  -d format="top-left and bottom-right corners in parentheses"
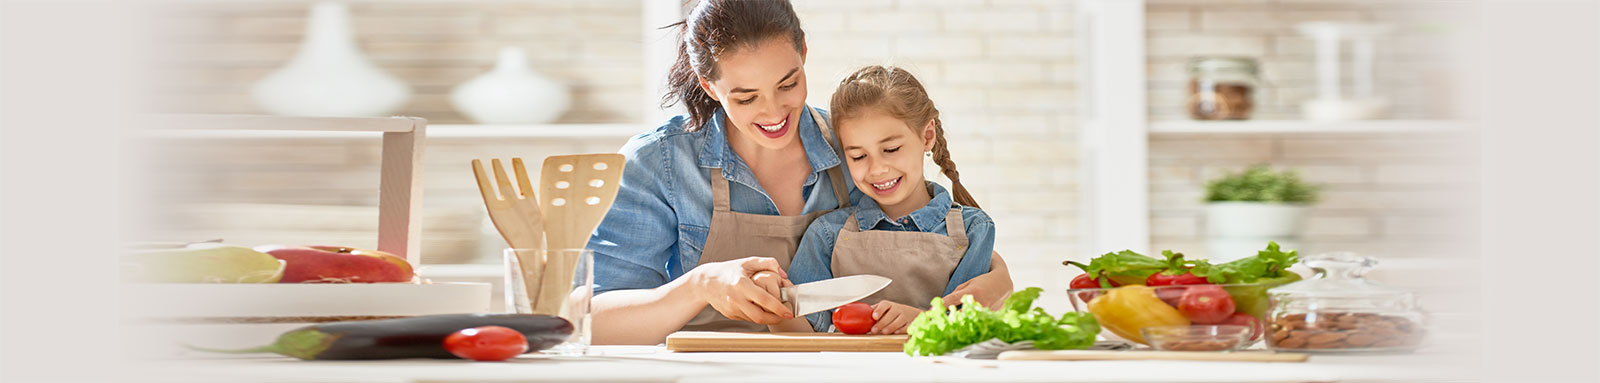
top-left (830, 66), bottom-right (980, 208)
top-left (662, 0), bottom-right (805, 131)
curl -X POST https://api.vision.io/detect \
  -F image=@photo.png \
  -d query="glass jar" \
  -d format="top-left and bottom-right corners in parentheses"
top-left (1265, 252), bottom-right (1426, 353)
top-left (1187, 57), bottom-right (1259, 120)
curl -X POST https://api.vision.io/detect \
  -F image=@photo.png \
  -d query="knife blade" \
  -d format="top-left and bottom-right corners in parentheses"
top-left (778, 274), bottom-right (892, 316)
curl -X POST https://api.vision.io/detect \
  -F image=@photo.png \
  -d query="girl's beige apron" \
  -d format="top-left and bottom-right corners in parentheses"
top-left (832, 208), bottom-right (969, 310)
top-left (681, 109), bottom-right (851, 332)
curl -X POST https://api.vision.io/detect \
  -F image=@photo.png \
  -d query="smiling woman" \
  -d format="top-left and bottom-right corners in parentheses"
top-left (580, 0), bottom-right (1013, 345)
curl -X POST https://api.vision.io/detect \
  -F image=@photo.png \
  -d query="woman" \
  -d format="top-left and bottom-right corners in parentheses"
top-left (586, 0), bottom-right (1011, 345)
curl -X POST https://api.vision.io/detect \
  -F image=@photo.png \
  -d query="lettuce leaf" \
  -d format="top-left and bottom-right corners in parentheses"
top-left (1217, 241), bottom-right (1301, 283)
top-left (904, 287), bottom-right (1100, 356)
top-left (1062, 250), bottom-right (1166, 287)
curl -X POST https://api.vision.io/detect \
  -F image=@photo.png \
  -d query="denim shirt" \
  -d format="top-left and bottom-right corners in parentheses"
top-left (586, 105), bottom-right (863, 295)
top-left (787, 182), bottom-right (996, 332)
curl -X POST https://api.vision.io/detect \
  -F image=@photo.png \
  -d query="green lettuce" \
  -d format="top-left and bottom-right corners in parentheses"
top-left (904, 287), bottom-right (1100, 356)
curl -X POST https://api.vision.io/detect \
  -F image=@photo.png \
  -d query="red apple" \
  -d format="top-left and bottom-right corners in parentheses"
top-left (254, 245), bottom-right (415, 283)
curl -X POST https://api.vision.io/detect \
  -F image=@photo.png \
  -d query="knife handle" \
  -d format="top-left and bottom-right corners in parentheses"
top-left (778, 286), bottom-right (797, 317)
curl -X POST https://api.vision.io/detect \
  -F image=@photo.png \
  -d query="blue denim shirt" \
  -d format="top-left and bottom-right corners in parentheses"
top-left (787, 182), bottom-right (996, 332)
top-left (586, 105), bottom-right (863, 294)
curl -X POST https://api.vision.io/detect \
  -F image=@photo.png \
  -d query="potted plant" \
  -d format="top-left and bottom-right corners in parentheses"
top-left (1203, 165), bottom-right (1320, 261)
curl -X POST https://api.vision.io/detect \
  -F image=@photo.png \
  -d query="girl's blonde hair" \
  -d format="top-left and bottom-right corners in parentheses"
top-left (829, 66), bottom-right (979, 208)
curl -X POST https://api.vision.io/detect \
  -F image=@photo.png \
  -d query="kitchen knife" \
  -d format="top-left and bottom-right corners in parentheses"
top-left (779, 274), bottom-right (892, 316)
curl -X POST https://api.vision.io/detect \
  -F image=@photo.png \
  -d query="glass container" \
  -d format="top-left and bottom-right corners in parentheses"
top-left (1265, 252), bottom-right (1425, 353)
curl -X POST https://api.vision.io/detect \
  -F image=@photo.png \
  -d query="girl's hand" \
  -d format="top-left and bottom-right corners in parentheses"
top-left (942, 251), bottom-right (1013, 308)
top-left (869, 301), bottom-right (923, 334)
top-left (687, 257), bottom-right (795, 325)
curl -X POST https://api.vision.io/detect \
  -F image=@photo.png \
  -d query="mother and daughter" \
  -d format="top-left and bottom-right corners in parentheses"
top-left (585, 0), bottom-right (1008, 344)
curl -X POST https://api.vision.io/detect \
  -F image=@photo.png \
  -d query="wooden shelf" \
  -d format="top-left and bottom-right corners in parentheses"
top-left (1149, 120), bottom-right (1467, 134)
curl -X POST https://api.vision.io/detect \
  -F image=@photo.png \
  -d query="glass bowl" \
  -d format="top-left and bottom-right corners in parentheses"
top-left (1141, 325), bottom-right (1251, 352)
top-left (1066, 282), bottom-right (1294, 346)
top-left (1265, 252), bottom-right (1426, 353)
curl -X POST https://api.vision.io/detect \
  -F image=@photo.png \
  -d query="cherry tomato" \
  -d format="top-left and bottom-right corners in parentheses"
top-left (1146, 271), bottom-right (1208, 286)
top-left (1221, 312), bottom-right (1263, 341)
top-left (832, 302), bottom-right (876, 335)
top-left (1070, 273), bottom-right (1118, 302)
top-left (1147, 271), bottom-right (1209, 307)
top-left (1176, 285), bottom-right (1237, 324)
top-left (443, 326), bottom-right (529, 361)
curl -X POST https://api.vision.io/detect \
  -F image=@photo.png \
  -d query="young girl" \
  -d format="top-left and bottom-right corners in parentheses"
top-left (776, 66), bottom-right (1000, 334)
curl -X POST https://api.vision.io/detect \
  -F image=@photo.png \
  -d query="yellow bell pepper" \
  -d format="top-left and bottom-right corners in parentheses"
top-left (1086, 285), bottom-right (1190, 344)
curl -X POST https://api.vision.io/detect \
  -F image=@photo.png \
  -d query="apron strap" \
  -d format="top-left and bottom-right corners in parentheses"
top-left (710, 167), bottom-right (731, 212)
top-left (944, 208), bottom-right (969, 246)
top-left (810, 106), bottom-right (851, 209)
top-left (841, 212), bottom-right (862, 233)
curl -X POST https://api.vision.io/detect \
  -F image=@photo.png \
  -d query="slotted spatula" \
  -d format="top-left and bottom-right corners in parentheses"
top-left (533, 153), bottom-right (625, 315)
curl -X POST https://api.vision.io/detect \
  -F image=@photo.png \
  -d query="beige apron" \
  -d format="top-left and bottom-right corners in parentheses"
top-left (831, 208), bottom-right (969, 310)
top-left (681, 108), bottom-right (851, 332)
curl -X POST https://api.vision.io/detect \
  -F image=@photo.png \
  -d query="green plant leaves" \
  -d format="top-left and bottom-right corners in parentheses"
top-left (1205, 164), bottom-right (1320, 203)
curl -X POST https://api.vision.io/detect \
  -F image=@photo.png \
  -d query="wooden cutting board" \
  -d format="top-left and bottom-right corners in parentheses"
top-left (998, 350), bottom-right (1309, 362)
top-left (666, 331), bottom-right (908, 352)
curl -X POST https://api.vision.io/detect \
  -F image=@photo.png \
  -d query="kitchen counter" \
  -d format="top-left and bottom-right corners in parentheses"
top-left (128, 343), bottom-right (1477, 383)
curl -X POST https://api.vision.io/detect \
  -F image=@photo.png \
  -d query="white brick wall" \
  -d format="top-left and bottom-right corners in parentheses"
top-left (144, 1), bottom-right (1474, 305)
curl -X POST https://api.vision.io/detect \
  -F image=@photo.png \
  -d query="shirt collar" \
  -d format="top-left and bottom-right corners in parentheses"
top-left (696, 105), bottom-right (841, 177)
top-left (853, 181), bottom-right (955, 230)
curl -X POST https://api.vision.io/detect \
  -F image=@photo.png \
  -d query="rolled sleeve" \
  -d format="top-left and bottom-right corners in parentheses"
top-left (943, 209), bottom-right (996, 297)
top-left (788, 210), bottom-right (846, 332)
top-left (587, 135), bottom-right (678, 294)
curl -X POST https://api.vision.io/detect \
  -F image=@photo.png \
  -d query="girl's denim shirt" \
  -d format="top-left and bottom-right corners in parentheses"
top-left (586, 105), bottom-right (863, 295)
top-left (786, 181), bottom-right (996, 332)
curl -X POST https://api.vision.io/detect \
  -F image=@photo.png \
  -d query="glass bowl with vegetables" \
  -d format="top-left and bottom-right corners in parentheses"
top-left (1063, 242), bottom-right (1303, 347)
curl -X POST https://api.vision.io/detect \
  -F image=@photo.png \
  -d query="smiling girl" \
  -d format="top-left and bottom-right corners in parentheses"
top-left (776, 66), bottom-right (1000, 334)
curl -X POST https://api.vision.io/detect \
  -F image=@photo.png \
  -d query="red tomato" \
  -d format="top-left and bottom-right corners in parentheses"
top-left (1146, 271), bottom-right (1209, 286)
top-left (443, 326), bottom-right (529, 361)
top-left (1070, 273), bottom-right (1118, 302)
top-left (1221, 312), bottom-right (1263, 341)
top-left (832, 302), bottom-right (876, 335)
top-left (1148, 271), bottom-right (1209, 307)
top-left (1176, 285), bottom-right (1237, 324)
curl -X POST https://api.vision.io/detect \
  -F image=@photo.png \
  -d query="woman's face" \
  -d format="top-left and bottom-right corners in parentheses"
top-left (839, 109), bottom-right (937, 214)
top-left (698, 37), bottom-right (808, 151)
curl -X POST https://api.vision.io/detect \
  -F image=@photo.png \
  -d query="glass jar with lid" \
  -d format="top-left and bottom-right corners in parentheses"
top-left (1186, 57), bottom-right (1260, 120)
top-left (1265, 252), bottom-right (1426, 353)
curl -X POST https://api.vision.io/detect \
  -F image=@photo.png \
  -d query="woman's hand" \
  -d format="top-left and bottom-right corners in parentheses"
top-left (687, 257), bottom-right (795, 324)
top-left (941, 251), bottom-right (1013, 308)
top-left (869, 301), bottom-right (923, 334)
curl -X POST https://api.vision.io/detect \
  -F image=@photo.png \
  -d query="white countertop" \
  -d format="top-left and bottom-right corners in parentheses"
top-left (128, 343), bottom-right (1478, 383)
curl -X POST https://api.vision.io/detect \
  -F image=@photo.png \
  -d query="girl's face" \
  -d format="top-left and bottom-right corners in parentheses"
top-left (699, 37), bottom-right (809, 151)
top-left (839, 109), bottom-right (937, 216)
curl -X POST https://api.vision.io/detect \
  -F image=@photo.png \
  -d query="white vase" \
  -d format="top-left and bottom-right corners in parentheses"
top-left (1205, 202), bottom-right (1309, 237)
top-left (251, 2), bottom-right (411, 117)
top-left (450, 47), bottom-right (570, 124)
top-left (1204, 202), bottom-right (1309, 261)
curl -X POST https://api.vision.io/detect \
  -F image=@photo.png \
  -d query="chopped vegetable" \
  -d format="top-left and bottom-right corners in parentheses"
top-left (1177, 285), bottom-right (1237, 324)
top-left (1087, 285), bottom-right (1190, 345)
top-left (1062, 250), bottom-right (1167, 287)
top-left (184, 314), bottom-right (571, 360)
top-left (1219, 242), bottom-right (1304, 318)
top-left (832, 302), bottom-right (875, 335)
top-left (904, 287), bottom-right (1100, 356)
top-left (443, 326), bottom-right (528, 361)
top-left (1216, 242), bottom-right (1301, 283)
